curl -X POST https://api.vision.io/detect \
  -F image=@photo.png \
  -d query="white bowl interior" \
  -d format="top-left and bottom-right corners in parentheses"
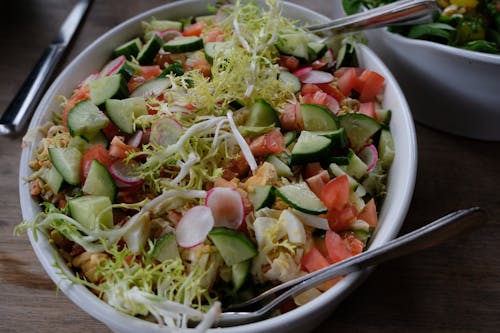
top-left (19, 1), bottom-right (417, 332)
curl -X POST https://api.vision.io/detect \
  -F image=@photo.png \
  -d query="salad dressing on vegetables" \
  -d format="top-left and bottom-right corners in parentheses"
top-left (18, 0), bottom-right (395, 329)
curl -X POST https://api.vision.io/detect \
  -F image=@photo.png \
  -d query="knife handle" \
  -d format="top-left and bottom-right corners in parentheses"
top-left (0, 43), bottom-right (65, 136)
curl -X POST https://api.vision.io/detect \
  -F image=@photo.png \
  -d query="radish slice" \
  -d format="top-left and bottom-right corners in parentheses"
top-left (299, 70), bottom-right (334, 84)
top-left (150, 117), bottom-right (183, 147)
top-left (292, 66), bottom-right (312, 78)
top-left (109, 160), bottom-right (143, 187)
top-left (176, 206), bottom-right (214, 248)
top-left (127, 130), bottom-right (143, 148)
top-left (100, 55), bottom-right (127, 77)
top-left (205, 187), bottom-right (244, 229)
top-left (358, 144), bottom-right (379, 172)
top-left (157, 28), bottom-right (182, 42)
top-left (77, 72), bottom-right (100, 89)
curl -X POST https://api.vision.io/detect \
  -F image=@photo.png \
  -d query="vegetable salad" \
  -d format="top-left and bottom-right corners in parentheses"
top-left (19, 0), bottom-right (395, 329)
top-left (344, 0), bottom-right (500, 54)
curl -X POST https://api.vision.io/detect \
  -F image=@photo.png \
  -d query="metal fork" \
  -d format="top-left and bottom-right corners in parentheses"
top-left (305, 0), bottom-right (440, 34)
top-left (214, 207), bottom-right (486, 327)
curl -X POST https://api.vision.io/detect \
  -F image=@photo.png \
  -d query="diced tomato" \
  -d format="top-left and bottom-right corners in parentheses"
top-left (279, 102), bottom-right (302, 131)
top-left (358, 102), bottom-right (376, 119)
top-left (325, 230), bottom-right (357, 264)
top-left (341, 231), bottom-right (364, 256)
top-left (249, 129), bottom-right (285, 157)
top-left (81, 144), bottom-right (114, 182)
top-left (182, 20), bottom-right (206, 37)
top-left (320, 174), bottom-right (350, 211)
top-left (336, 67), bottom-right (359, 97)
top-left (127, 75), bottom-right (146, 92)
top-left (317, 83), bottom-right (346, 103)
top-left (62, 85), bottom-right (90, 127)
top-left (204, 27), bottom-right (225, 42)
top-left (302, 91), bottom-right (327, 106)
top-left (223, 153), bottom-right (250, 179)
top-left (301, 83), bottom-right (322, 96)
top-left (356, 70), bottom-right (385, 102)
top-left (357, 198), bottom-right (378, 227)
top-left (306, 170), bottom-right (330, 198)
top-left (323, 94), bottom-right (340, 114)
top-left (140, 65), bottom-right (162, 80)
top-left (279, 55), bottom-right (300, 71)
top-left (327, 204), bottom-right (358, 231)
top-left (301, 246), bottom-right (330, 273)
top-left (302, 162), bottom-right (324, 179)
top-left (109, 136), bottom-right (139, 159)
top-left (191, 58), bottom-right (211, 77)
top-left (102, 121), bottom-right (122, 141)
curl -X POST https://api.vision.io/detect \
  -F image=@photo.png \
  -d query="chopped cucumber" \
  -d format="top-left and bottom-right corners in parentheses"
top-left (145, 19), bottom-right (182, 34)
top-left (276, 182), bottom-right (327, 215)
top-left (245, 99), bottom-right (280, 127)
top-left (161, 62), bottom-right (184, 77)
top-left (279, 70), bottom-right (301, 93)
top-left (314, 128), bottom-right (348, 149)
top-left (113, 37), bottom-right (142, 60)
top-left (301, 103), bottom-right (339, 131)
top-left (137, 34), bottom-right (163, 65)
top-left (67, 135), bottom-right (90, 153)
top-left (378, 129), bottom-right (395, 170)
top-left (339, 113), bottom-right (382, 150)
top-left (115, 61), bottom-right (136, 82)
top-left (67, 100), bottom-right (109, 139)
top-left (283, 131), bottom-right (297, 147)
top-left (232, 259), bottom-right (251, 291)
top-left (105, 97), bottom-right (147, 134)
top-left (340, 149), bottom-right (368, 180)
top-left (208, 228), bottom-right (257, 266)
top-left (40, 166), bottom-right (64, 194)
top-left (87, 130), bottom-right (109, 148)
top-left (276, 33), bottom-right (310, 61)
top-left (329, 162), bottom-right (360, 191)
top-left (89, 74), bottom-right (128, 106)
top-left (266, 154), bottom-right (293, 177)
top-left (376, 109), bottom-right (392, 126)
top-left (204, 41), bottom-right (230, 64)
top-left (290, 131), bottom-right (331, 165)
top-left (68, 195), bottom-right (113, 230)
top-left (82, 160), bottom-right (117, 201)
top-left (307, 41), bottom-right (328, 61)
top-left (248, 185), bottom-right (275, 210)
top-left (48, 147), bottom-right (82, 186)
top-left (130, 77), bottom-right (171, 97)
top-left (163, 36), bottom-right (204, 53)
top-left (152, 231), bottom-right (180, 261)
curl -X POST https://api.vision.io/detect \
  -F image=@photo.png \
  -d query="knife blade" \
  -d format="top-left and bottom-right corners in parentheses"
top-left (0, 0), bottom-right (93, 136)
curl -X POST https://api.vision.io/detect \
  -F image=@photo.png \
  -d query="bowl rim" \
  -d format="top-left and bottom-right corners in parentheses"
top-left (381, 27), bottom-right (500, 65)
top-left (18, 1), bottom-right (417, 332)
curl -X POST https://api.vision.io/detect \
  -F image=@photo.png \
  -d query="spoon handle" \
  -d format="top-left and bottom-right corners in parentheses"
top-left (306, 0), bottom-right (440, 34)
top-left (254, 207), bottom-right (486, 316)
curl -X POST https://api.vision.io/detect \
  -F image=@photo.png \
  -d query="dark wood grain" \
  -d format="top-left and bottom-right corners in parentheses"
top-left (1, 1), bottom-right (499, 332)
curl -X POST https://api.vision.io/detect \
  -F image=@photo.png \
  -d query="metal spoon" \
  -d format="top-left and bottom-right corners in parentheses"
top-left (214, 207), bottom-right (486, 327)
top-left (306, 0), bottom-right (440, 34)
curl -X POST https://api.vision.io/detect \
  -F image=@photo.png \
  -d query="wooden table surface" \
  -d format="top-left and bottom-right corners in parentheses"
top-left (1, 1), bottom-right (499, 332)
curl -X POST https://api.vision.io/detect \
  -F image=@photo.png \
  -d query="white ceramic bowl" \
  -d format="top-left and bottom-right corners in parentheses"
top-left (19, 1), bottom-right (417, 332)
top-left (364, 27), bottom-right (500, 141)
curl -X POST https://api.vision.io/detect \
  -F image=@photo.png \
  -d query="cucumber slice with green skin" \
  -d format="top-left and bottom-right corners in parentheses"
top-left (376, 109), bottom-right (392, 126)
top-left (115, 61), bottom-right (136, 82)
top-left (378, 129), bottom-right (395, 170)
top-left (137, 34), bottom-right (163, 65)
top-left (67, 100), bottom-right (110, 139)
top-left (68, 195), bottom-right (113, 230)
top-left (113, 37), bottom-right (142, 60)
top-left (248, 185), bottom-right (275, 210)
top-left (276, 182), bottom-right (327, 215)
top-left (340, 149), bottom-right (368, 180)
top-left (279, 70), bottom-right (301, 93)
top-left (67, 135), bottom-right (90, 153)
top-left (339, 113), bottom-right (382, 150)
top-left (283, 131), bottom-right (297, 147)
top-left (314, 128), bottom-right (348, 149)
top-left (146, 19), bottom-right (182, 33)
top-left (89, 74), bottom-right (129, 106)
top-left (276, 33), bottom-right (310, 62)
top-left (301, 104), bottom-right (339, 131)
top-left (105, 97), bottom-right (147, 134)
top-left (232, 259), bottom-right (251, 291)
top-left (82, 160), bottom-right (117, 202)
top-left (208, 228), bottom-right (257, 266)
top-left (329, 162), bottom-right (360, 191)
top-left (130, 77), bottom-right (172, 98)
top-left (307, 41), bottom-right (328, 61)
top-left (86, 130), bottom-right (109, 148)
top-left (160, 62), bottom-right (184, 77)
top-left (48, 147), bottom-right (82, 186)
top-left (163, 36), bottom-right (204, 53)
top-left (290, 131), bottom-right (332, 165)
top-left (40, 166), bottom-right (64, 194)
top-left (266, 154), bottom-right (293, 177)
top-left (204, 41), bottom-right (230, 64)
top-left (245, 99), bottom-right (280, 127)
top-left (152, 231), bottom-right (180, 262)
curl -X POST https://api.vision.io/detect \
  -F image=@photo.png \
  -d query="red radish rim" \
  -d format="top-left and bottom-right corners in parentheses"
top-left (127, 131), bottom-right (144, 148)
top-left (109, 159), bottom-right (143, 186)
top-left (205, 187), bottom-right (244, 229)
top-left (100, 55), bottom-right (126, 77)
top-left (156, 28), bottom-right (183, 42)
top-left (292, 66), bottom-right (312, 78)
top-left (358, 144), bottom-right (379, 172)
top-left (176, 205), bottom-right (214, 248)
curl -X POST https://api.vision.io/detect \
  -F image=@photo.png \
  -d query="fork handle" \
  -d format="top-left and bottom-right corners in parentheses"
top-left (0, 43), bottom-right (65, 136)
